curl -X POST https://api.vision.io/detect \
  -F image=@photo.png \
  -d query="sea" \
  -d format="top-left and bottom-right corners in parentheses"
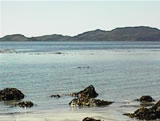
top-left (0, 41), bottom-right (160, 121)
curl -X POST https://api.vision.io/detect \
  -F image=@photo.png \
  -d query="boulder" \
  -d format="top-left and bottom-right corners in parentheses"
top-left (124, 100), bottom-right (160, 120)
top-left (82, 117), bottom-right (101, 121)
top-left (135, 95), bottom-right (155, 102)
top-left (70, 85), bottom-right (98, 98)
top-left (124, 107), bottom-right (159, 120)
top-left (15, 101), bottom-right (34, 108)
top-left (0, 88), bottom-right (24, 101)
top-left (69, 85), bottom-right (113, 107)
top-left (69, 97), bottom-right (113, 107)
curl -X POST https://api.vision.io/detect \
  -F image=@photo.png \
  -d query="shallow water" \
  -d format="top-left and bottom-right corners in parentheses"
top-left (0, 41), bottom-right (160, 121)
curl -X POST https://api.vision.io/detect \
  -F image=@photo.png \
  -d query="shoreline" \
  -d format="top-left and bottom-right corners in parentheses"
top-left (0, 111), bottom-right (114, 121)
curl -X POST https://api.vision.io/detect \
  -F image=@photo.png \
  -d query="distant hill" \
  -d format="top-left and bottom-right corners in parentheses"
top-left (1, 26), bottom-right (160, 41)
top-left (30, 34), bottom-right (72, 41)
top-left (0, 34), bottom-right (30, 41)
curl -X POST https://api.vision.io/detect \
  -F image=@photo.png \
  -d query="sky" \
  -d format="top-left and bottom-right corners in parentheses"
top-left (0, 1), bottom-right (160, 37)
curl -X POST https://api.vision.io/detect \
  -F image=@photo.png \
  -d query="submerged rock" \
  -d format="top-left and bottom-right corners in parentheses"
top-left (70, 85), bottom-right (98, 98)
top-left (55, 52), bottom-right (62, 54)
top-left (82, 117), bottom-right (101, 121)
top-left (51, 94), bottom-right (61, 98)
top-left (69, 97), bottom-right (113, 107)
top-left (0, 88), bottom-right (24, 101)
top-left (15, 101), bottom-right (34, 108)
top-left (77, 66), bottom-right (90, 69)
top-left (124, 100), bottom-right (160, 120)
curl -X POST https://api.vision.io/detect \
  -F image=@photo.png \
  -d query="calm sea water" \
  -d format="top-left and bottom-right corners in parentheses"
top-left (0, 41), bottom-right (160, 120)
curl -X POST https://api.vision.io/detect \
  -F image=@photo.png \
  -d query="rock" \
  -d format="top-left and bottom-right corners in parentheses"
top-left (69, 97), bottom-right (113, 107)
top-left (124, 100), bottom-right (160, 120)
top-left (93, 99), bottom-right (113, 107)
top-left (151, 100), bottom-right (160, 111)
top-left (82, 117), bottom-right (101, 121)
top-left (51, 94), bottom-right (61, 98)
top-left (70, 85), bottom-right (98, 98)
top-left (55, 52), bottom-right (62, 54)
top-left (135, 95), bottom-right (155, 102)
top-left (134, 107), bottom-right (156, 120)
top-left (77, 66), bottom-right (90, 69)
top-left (123, 113), bottom-right (135, 118)
top-left (69, 85), bottom-right (113, 107)
top-left (134, 95), bottom-right (155, 107)
top-left (15, 101), bottom-right (34, 108)
top-left (124, 107), bottom-right (155, 120)
top-left (0, 88), bottom-right (24, 101)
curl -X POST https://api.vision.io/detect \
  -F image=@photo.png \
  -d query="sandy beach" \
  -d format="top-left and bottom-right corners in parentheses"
top-left (0, 111), bottom-right (113, 121)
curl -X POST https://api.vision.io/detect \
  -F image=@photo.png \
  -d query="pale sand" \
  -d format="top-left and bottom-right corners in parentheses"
top-left (0, 112), bottom-right (114, 121)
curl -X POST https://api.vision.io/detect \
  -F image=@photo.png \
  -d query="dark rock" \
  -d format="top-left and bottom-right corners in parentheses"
top-left (94, 99), bottom-right (113, 107)
top-left (51, 94), bottom-right (61, 98)
top-left (15, 101), bottom-right (34, 108)
top-left (133, 96), bottom-right (155, 108)
top-left (69, 85), bottom-right (113, 107)
top-left (55, 52), bottom-right (62, 54)
top-left (151, 100), bottom-right (160, 111)
top-left (124, 100), bottom-right (160, 120)
top-left (82, 117), bottom-right (101, 121)
top-left (0, 88), bottom-right (24, 101)
top-left (134, 107), bottom-right (156, 120)
top-left (70, 85), bottom-right (98, 98)
top-left (77, 66), bottom-right (90, 69)
top-left (123, 113), bottom-right (135, 118)
top-left (135, 95), bottom-right (155, 102)
top-left (69, 97), bottom-right (113, 107)
top-left (124, 108), bottom-right (155, 120)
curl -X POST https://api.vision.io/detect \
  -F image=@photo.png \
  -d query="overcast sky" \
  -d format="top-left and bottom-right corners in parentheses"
top-left (0, 1), bottom-right (160, 37)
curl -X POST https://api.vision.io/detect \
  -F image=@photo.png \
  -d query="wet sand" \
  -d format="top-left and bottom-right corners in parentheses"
top-left (0, 112), bottom-right (111, 121)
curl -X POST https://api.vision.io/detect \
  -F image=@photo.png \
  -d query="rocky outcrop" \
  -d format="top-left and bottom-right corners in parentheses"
top-left (70, 85), bottom-right (98, 98)
top-left (69, 97), bottom-right (113, 107)
top-left (135, 95), bottom-right (155, 102)
top-left (124, 100), bottom-right (160, 120)
top-left (0, 88), bottom-right (24, 101)
top-left (134, 95), bottom-right (155, 107)
top-left (15, 101), bottom-right (34, 108)
top-left (69, 85), bottom-right (113, 107)
top-left (82, 117), bottom-right (102, 121)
